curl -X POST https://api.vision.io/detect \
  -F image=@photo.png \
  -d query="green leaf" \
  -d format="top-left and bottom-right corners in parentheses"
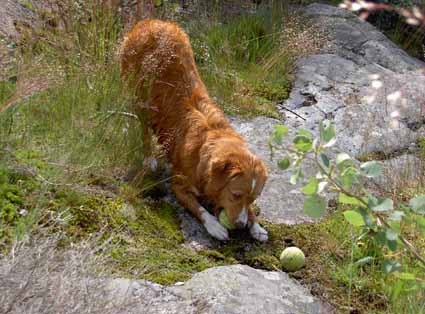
top-left (293, 135), bottom-right (313, 152)
top-left (301, 177), bottom-right (319, 195)
top-left (389, 211), bottom-right (405, 221)
top-left (386, 228), bottom-right (398, 241)
top-left (374, 230), bottom-right (387, 246)
top-left (338, 193), bottom-right (364, 206)
top-left (371, 198), bottom-right (393, 212)
top-left (290, 169), bottom-right (303, 185)
top-left (360, 161), bottom-right (383, 178)
top-left (271, 125), bottom-right (288, 145)
top-left (409, 195), bottom-right (425, 214)
top-left (340, 167), bottom-right (358, 189)
top-left (303, 194), bottom-right (327, 219)
top-left (355, 256), bottom-right (373, 266)
top-left (388, 220), bottom-right (401, 233)
top-left (297, 128), bottom-right (313, 140)
top-left (319, 120), bottom-right (336, 147)
top-left (320, 153), bottom-right (330, 168)
top-left (387, 239), bottom-right (398, 251)
top-left (367, 194), bottom-right (379, 207)
top-left (381, 260), bottom-right (401, 274)
top-left (336, 153), bottom-right (353, 171)
top-left (336, 153), bottom-right (351, 165)
top-left (277, 157), bottom-right (290, 170)
top-left (343, 210), bottom-right (365, 227)
top-left (396, 272), bottom-right (416, 280)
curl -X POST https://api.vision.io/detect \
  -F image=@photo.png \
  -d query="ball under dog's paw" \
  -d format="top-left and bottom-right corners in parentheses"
top-left (250, 222), bottom-right (268, 242)
top-left (218, 210), bottom-right (235, 230)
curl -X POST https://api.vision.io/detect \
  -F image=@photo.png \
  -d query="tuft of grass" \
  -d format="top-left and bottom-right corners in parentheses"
top-left (0, 80), bottom-right (17, 104)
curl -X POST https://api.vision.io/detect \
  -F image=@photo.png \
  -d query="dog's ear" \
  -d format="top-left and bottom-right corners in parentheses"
top-left (209, 156), bottom-right (242, 179)
top-left (252, 157), bottom-right (268, 197)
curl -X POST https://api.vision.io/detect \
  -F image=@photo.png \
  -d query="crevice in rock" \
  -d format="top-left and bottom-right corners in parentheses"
top-left (400, 117), bottom-right (425, 132)
top-left (299, 92), bottom-right (317, 107)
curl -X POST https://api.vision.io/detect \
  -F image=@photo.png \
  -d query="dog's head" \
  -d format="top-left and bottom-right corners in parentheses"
top-left (204, 143), bottom-right (268, 229)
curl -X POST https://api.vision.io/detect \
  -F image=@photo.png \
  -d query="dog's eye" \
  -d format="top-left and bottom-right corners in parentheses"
top-left (232, 193), bottom-right (242, 200)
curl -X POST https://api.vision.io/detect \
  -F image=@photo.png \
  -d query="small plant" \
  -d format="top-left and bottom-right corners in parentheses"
top-left (270, 121), bottom-right (425, 287)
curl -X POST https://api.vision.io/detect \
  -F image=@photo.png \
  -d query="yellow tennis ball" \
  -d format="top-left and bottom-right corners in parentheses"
top-left (280, 247), bottom-right (305, 272)
top-left (219, 210), bottom-right (235, 230)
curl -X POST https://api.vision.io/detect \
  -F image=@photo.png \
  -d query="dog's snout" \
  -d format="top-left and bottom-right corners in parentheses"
top-left (235, 221), bottom-right (247, 229)
top-left (235, 208), bottom-right (248, 228)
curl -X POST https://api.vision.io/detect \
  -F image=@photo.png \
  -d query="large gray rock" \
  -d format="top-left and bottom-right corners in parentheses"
top-left (281, 4), bottom-right (425, 158)
top-left (108, 265), bottom-right (332, 314)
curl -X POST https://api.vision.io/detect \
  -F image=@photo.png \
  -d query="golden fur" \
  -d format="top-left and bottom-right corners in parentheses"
top-left (121, 20), bottom-right (268, 239)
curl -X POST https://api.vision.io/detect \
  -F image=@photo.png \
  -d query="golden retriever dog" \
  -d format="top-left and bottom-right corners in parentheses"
top-left (120, 20), bottom-right (268, 241)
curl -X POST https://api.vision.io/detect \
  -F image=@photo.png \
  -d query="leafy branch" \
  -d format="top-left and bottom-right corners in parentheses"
top-left (270, 121), bottom-right (425, 273)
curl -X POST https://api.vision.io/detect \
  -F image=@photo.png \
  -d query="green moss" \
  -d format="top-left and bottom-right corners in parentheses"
top-left (104, 200), bottom-right (229, 285)
top-left (0, 79), bottom-right (16, 104)
top-left (0, 166), bottom-right (41, 248)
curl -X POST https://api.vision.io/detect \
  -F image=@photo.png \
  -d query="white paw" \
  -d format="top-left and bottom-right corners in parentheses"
top-left (201, 208), bottom-right (229, 241)
top-left (250, 222), bottom-right (268, 242)
top-left (143, 157), bottom-right (158, 172)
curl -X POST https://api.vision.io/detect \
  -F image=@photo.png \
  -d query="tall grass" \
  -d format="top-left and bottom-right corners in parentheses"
top-left (0, 1), bottom-right (146, 183)
top-left (186, 2), bottom-right (294, 117)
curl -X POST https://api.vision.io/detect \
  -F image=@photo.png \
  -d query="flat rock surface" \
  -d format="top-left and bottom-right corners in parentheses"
top-left (108, 265), bottom-right (332, 314)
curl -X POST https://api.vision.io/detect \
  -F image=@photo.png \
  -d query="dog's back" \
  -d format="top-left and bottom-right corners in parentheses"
top-left (120, 20), bottom-right (238, 162)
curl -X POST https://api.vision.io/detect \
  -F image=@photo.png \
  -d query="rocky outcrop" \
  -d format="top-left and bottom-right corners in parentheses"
top-left (280, 4), bottom-right (425, 158)
top-left (109, 265), bottom-right (332, 314)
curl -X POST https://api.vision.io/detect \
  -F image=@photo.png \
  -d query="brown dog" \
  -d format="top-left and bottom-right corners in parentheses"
top-left (121, 20), bottom-right (268, 241)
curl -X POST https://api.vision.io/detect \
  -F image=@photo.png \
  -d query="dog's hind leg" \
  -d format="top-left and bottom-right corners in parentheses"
top-left (172, 177), bottom-right (229, 241)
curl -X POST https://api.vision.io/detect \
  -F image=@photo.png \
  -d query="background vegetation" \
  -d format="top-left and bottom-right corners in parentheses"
top-left (1, 0), bottom-right (424, 313)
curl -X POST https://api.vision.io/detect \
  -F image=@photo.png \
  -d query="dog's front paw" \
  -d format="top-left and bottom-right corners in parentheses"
top-left (202, 211), bottom-right (229, 241)
top-left (250, 222), bottom-right (268, 242)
